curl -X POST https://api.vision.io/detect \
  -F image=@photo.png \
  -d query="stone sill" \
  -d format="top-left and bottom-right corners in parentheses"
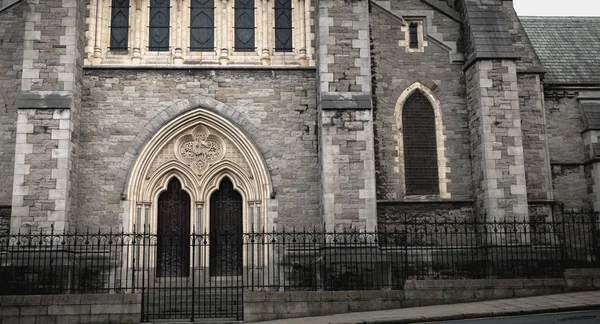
top-left (83, 65), bottom-right (317, 71)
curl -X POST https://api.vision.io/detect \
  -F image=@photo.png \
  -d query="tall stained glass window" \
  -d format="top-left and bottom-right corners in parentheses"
top-left (149, 0), bottom-right (171, 51)
top-left (110, 0), bottom-right (130, 50)
top-left (190, 0), bottom-right (215, 51)
top-left (274, 0), bottom-right (292, 51)
top-left (234, 0), bottom-right (255, 51)
top-left (402, 91), bottom-right (439, 195)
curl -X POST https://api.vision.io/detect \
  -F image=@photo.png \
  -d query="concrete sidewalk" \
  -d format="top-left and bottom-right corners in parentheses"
top-left (252, 290), bottom-right (600, 324)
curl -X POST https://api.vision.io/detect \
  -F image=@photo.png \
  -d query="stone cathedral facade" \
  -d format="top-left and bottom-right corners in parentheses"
top-left (0, 0), bottom-right (599, 235)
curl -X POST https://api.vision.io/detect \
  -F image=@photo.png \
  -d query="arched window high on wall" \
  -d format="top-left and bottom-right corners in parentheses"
top-left (274, 0), bottom-right (293, 51)
top-left (234, 0), bottom-right (255, 51)
top-left (110, 0), bottom-right (130, 50)
top-left (190, 0), bottom-right (215, 51)
top-left (149, 0), bottom-right (171, 51)
top-left (402, 91), bottom-right (439, 196)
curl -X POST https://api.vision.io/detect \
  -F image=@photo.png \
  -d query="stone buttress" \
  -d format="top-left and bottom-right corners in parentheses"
top-left (461, 0), bottom-right (529, 221)
top-left (316, 0), bottom-right (377, 231)
top-left (10, 0), bottom-right (86, 233)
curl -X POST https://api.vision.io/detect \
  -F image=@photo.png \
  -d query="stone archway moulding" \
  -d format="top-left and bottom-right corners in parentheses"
top-left (395, 82), bottom-right (450, 199)
top-left (123, 107), bottom-right (273, 234)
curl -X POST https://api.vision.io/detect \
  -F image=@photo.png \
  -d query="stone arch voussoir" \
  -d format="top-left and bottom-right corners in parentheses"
top-left (116, 95), bottom-right (272, 197)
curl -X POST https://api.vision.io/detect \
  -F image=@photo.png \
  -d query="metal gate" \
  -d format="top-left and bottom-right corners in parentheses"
top-left (141, 177), bottom-right (244, 321)
top-left (140, 232), bottom-right (244, 321)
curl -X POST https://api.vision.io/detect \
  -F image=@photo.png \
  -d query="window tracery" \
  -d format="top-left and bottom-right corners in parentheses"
top-left (90, 0), bottom-right (312, 65)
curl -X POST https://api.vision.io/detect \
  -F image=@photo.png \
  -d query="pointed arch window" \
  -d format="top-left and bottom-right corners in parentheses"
top-left (110, 0), bottom-right (130, 50)
top-left (402, 91), bottom-right (439, 195)
top-left (274, 0), bottom-right (292, 51)
top-left (190, 0), bottom-right (215, 51)
top-left (234, 0), bottom-right (255, 51)
top-left (149, 0), bottom-right (171, 51)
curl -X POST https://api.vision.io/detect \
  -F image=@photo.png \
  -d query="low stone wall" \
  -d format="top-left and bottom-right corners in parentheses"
top-left (564, 268), bottom-right (600, 289)
top-left (402, 278), bottom-right (566, 307)
top-left (0, 293), bottom-right (141, 324)
top-left (244, 276), bottom-right (582, 322)
top-left (244, 290), bottom-right (405, 322)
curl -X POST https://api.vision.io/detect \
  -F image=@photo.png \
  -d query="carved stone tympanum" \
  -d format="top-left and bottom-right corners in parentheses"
top-left (175, 124), bottom-right (226, 174)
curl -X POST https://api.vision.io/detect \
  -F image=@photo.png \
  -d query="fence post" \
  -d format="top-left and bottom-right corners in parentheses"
top-left (593, 212), bottom-right (600, 266)
top-left (191, 231), bottom-right (196, 322)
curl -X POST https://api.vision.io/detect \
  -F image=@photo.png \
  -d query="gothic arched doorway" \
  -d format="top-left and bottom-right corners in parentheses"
top-left (209, 177), bottom-right (243, 276)
top-left (157, 178), bottom-right (191, 277)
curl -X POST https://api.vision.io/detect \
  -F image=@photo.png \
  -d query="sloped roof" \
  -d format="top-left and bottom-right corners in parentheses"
top-left (464, 0), bottom-right (517, 60)
top-left (520, 17), bottom-right (600, 85)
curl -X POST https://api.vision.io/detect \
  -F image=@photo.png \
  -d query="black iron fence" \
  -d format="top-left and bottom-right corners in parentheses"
top-left (0, 211), bottom-right (599, 319)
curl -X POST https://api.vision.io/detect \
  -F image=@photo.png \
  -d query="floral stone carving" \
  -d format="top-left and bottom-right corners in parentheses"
top-left (175, 124), bottom-right (226, 175)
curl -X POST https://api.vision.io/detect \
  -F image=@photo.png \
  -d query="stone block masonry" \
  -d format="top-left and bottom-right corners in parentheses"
top-left (10, 109), bottom-right (72, 233)
top-left (466, 60), bottom-right (529, 221)
top-left (0, 1), bottom-right (24, 207)
top-left (321, 108), bottom-right (376, 231)
top-left (11, 0), bottom-right (87, 233)
top-left (0, 293), bottom-right (142, 324)
top-left (80, 68), bottom-right (320, 231)
top-left (316, 0), bottom-right (376, 231)
top-left (316, 0), bottom-right (371, 93)
top-left (369, 0), bottom-right (472, 202)
top-left (518, 74), bottom-right (553, 202)
top-left (244, 275), bottom-right (594, 322)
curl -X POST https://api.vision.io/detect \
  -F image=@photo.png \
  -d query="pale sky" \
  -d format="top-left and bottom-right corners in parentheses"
top-left (513, 0), bottom-right (600, 16)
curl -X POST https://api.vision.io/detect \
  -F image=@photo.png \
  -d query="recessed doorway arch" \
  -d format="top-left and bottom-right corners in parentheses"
top-left (125, 107), bottom-right (273, 242)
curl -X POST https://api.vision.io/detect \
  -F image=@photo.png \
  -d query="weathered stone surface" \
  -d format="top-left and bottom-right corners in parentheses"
top-left (80, 69), bottom-right (320, 230)
top-left (370, 0), bottom-right (472, 203)
top-left (0, 293), bottom-right (141, 324)
top-left (0, 1), bottom-right (24, 206)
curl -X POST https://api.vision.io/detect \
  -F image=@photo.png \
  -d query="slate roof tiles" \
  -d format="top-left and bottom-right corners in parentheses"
top-left (520, 17), bottom-right (600, 85)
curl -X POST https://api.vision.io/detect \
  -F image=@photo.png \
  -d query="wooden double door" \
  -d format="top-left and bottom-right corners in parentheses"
top-left (156, 177), bottom-right (242, 277)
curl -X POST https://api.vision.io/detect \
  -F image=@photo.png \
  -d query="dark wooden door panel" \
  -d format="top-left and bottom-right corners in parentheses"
top-left (210, 178), bottom-right (243, 276)
top-left (157, 178), bottom-right (191, 277)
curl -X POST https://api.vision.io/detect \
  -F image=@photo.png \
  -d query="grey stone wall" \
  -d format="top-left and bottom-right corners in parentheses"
top-left (0, 1), bottom-right (24, 206)
top-left (378, 202), bottom-right (475, 230)
top-left (466, 60), bottom-right (528, 221)
top-left (11, 0), bottom-right (86, 233)
top-left (244, 290), bottom-right (405, 322)
top-left (316, 0), bottom-right (371, 94)
top-left (244, 278), bottom-right (569, 322)
top-left (316, 0), bottom-right (376, 231)
top-left (0, 206), bottom-right (10, 235)
top-left (552, 165), bottom-right (589, 210)
top-left (518, 75), bottom-right (552, 201)
top-left (80, 68), bottom-right (319, 230)
top-left (0, 294), bottom-right (141, 324)
top-left (370, 1), bottom-right (472, 202)
top-left (320, 108), bottom-right (377, 230)
top-left (545, 95), bottom-right (588, 209)
top-left (545, 96), bottom-right (585, 164)
top-left (501, 1), bottom-right (543, 70)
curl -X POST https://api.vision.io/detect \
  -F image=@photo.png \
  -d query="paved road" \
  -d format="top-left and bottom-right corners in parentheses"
top-left (427, 310), bottom-right (600, 323)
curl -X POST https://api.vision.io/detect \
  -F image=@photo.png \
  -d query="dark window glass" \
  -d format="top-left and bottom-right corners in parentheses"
top-left (274, 0), bottom-right (292, 51)
top-left (409, 23), bottom-right (419, 49)
top-left (149, 0), bottom-right (170, 51)
top-left (402, 91), bottom-right (439, 195)
top-left (110, 0), bottom-right (130, 50)
top-left (234, 0), bottom-right (255, 51)
top-left (190, 0), bottom-right (215, 51)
